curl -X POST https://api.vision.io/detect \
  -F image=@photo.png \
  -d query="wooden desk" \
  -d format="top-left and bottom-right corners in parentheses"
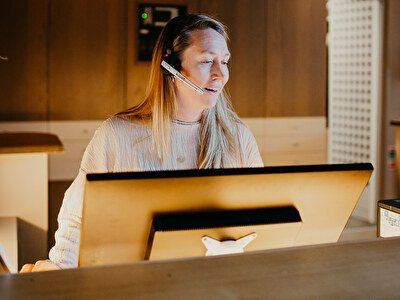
top-left (0, 132), bottom-right (63, 154)
top-left (0, 132), bottom-right (63, 228)
top-left (1, 238), bottom-right (400, 299)
top-left (0, 132), bottom-right (63, 271)
top-left (0, 218), bottom-right (44, 274)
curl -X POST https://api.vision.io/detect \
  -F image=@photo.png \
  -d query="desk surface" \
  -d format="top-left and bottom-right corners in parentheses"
top-left (0, 132), bottom-right (63, 154)
top-left (1, 238), bottom-right (400, 299)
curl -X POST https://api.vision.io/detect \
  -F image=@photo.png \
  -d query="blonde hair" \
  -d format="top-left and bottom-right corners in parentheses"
top-left (117, 14), bottom-right (242, 168)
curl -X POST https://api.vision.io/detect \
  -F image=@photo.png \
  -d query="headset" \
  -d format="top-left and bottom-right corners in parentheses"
top-left (160, 16), bottom-right (204, 95)
top-left (161, 60), bottom-right (204, 94)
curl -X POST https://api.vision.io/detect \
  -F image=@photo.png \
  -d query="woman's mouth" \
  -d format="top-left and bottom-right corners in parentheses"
top-left (204, 87), bottom-right (219, 93)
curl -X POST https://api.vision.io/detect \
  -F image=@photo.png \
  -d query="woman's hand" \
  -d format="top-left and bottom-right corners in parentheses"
top-left (20, 260), bottom-right (61, 273)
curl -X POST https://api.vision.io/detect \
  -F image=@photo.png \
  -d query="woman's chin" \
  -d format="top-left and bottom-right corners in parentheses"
top-left (200, 96), bottom-right (219, 109)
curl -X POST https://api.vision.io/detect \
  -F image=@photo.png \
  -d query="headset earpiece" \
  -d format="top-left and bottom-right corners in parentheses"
top-left (162, 48), bottom-right (181, 76)
top-left (161, 17), bottom-right (185, 75)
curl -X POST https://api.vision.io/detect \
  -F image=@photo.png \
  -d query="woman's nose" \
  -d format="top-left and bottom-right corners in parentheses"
top-left (211, 62), bottom-right (227, 81)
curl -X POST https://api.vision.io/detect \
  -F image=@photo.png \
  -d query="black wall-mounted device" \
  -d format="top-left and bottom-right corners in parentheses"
top-left (138, 4), bottom-right (187, 61)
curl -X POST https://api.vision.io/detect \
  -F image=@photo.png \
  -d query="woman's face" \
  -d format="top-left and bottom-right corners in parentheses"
top-left (174, 28), bottom-right (230, 122)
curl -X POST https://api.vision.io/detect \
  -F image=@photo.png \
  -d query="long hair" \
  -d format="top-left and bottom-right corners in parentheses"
top-left (117, 14), bottom-right (242, 168)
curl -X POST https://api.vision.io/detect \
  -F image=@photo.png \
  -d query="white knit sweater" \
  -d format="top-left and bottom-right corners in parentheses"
top-left (49, 116), bottom-right (263, 268)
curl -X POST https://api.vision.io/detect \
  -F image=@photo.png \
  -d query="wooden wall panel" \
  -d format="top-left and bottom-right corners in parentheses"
top-left (48, 0), bottom-right (126, 120)
top-left (0, 0), bottom-right (47, 120)
top-left (125, 0), bottom-right (200, 109)
top-left (199, 0), bottom-right (267, 118)
top-left (265, 0), bottom-right (327, 117)
top-left (384, 0), bottom-right (400, 85)
top-left (380, 0), bottom-right (400, 198)
top-left (0, 0), bottom-right (327, 121)
top-left (193, 0), bottom-right (327, 118)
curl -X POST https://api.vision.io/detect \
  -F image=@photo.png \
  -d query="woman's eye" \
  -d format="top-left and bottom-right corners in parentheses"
top-left (200, 60), bottom-right (229, 66)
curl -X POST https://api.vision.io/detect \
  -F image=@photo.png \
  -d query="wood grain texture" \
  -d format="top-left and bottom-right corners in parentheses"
top-left (2, 238), bottom-right (400, 299)
top-left (0, 132), bottom-right (63, 154)
top-left (384, 0), bottom-right (400, 83)
top-left (380, 0), bottom-right (400, 198)
top-left (0, 0), bottom-right (327, 120)
top-left (0, 0), bottom-right (48, 120)
top-left (125, 0), bottom-right (197, 109)
top-left (191, 0), bottom-right (327, 117)
top-left (383, 1), bottom-right (400, 133)
top-left (265, 0), bottom-right (327, 117)
top-left (199, 0), bottom-right (267, 118)
top-left (48, 0), bottom-right (126, 120)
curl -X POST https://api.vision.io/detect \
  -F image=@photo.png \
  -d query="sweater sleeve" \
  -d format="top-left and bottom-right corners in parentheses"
top-left (49, 119), bottom-right (116, 268)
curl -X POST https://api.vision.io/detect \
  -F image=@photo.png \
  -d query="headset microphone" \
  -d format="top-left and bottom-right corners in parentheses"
top-left (161, 60), bottom-right (205, 95)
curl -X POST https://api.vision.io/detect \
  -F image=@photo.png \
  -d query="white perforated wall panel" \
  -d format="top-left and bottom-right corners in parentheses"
top-left (327, 0), bottom-right (383, 222)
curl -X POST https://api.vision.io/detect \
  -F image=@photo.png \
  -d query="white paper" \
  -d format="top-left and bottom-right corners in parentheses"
top-left (379, 208), bottom-right (400, 238)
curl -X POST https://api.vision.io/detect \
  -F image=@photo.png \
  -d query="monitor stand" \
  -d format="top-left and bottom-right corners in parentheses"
top-left (202, 233), bottom-right (257, 256)
top-left (146, 206), bottom-right (302, 260)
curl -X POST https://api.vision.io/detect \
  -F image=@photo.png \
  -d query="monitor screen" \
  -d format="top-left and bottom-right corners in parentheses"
top-left (79, 163), bottom-right (373, 267)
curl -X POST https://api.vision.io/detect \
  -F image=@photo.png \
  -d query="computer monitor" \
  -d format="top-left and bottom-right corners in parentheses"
top-left (79, 163), bottom-right (373, 267)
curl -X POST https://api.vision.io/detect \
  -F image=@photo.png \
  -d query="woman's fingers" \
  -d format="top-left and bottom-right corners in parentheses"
top-left (20, 264), bottom-right (35, 273)
top-left (32, 260), bottom-right (61, 272)
top-left (19, 260), bottom-right (61, 273)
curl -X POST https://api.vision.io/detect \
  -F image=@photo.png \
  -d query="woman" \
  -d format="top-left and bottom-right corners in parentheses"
top-left (21, 14), bottom-right (263, 272)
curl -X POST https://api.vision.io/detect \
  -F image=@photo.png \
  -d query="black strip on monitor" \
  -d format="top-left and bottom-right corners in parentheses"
top-left (152, 206), bottom-right (301, 232)
top-left (87, 163), bottom-right (373, 181)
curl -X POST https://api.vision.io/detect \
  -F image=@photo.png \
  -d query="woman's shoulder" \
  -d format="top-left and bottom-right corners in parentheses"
top-left (100, 115), bottom-right (151, 134)
top-left (231, 120), bottom-right (254, 139)
top-left (87, 116), bottom-right (151, 147)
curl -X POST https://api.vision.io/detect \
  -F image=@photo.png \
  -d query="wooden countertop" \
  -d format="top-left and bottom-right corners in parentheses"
top-left (1, 238), bottom-right (400, 299)
top-left (0, 132), bottom-right (63, 154)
